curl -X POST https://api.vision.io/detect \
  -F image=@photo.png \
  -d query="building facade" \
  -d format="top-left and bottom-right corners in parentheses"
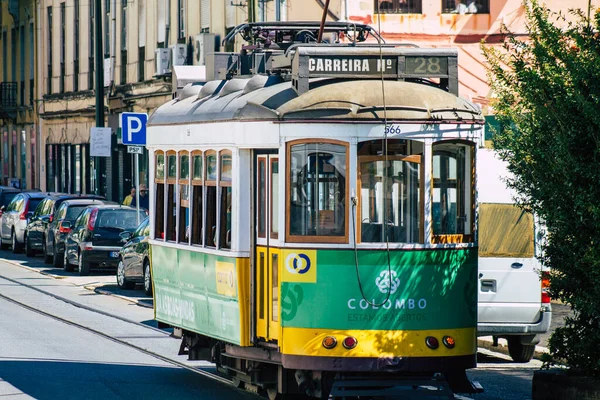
top-left (0, 0), bottom-right (38, 190)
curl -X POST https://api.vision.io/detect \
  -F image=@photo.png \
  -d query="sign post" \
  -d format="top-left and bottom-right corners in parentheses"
top-left (120, 113), bottom-right (148, 226)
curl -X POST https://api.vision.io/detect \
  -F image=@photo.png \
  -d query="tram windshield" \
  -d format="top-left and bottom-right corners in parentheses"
top-left (358, 140), bottom-right (422, 243)
top-left (288, 142), bottom-right (347, 240)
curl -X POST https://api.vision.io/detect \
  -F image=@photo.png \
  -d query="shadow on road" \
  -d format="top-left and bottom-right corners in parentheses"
top-left (0, 359), bottom-right (256, 400)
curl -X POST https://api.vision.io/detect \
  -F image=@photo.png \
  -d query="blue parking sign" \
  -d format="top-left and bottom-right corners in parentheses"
top-left (120, 112), bottom-right (148, 145)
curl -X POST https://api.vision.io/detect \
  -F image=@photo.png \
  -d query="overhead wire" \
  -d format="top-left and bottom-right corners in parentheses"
top-left (351, 0), bottom-right (393, 308)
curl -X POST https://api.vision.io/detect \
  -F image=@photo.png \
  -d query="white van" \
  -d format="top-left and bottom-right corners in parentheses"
top-left (477, 147), bottom-right (552, 362)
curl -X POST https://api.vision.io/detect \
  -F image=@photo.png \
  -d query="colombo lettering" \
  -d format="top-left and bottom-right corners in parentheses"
top-left (156, 294), bottom-right (195, 321)
top-left (347, 298), bottom-right (427, 310)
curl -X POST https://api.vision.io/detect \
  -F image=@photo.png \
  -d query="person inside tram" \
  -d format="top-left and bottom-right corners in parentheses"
top-left (453, 0), bottom-right (477, 14)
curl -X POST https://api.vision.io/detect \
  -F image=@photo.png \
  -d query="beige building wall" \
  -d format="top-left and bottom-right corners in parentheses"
top-left (0, 0), bottom-right (39, 190)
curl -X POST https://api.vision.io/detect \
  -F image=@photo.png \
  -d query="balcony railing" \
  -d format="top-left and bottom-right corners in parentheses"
top-left (0, 82), bottom-right (17, 109)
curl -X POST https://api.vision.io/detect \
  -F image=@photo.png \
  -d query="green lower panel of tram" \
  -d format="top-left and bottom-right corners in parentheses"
top-left (151, 245), bottom-right (477, 357)
top-left (151, 246), bottom-right (250, 346)
top-left (277, 247), bottom-right (478, 358)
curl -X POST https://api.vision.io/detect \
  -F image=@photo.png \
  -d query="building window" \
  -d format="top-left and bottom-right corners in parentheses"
top-left (74, 0), bottom-right (80, 92)
top-left (138, 46), bottom-right (145, 82)
top-left (442, 0), bottom-right (489, 14)
top-left (178, 0), bottom-right (186, 41)
top-left (60, 3), bottom-right (65, 93)
top-left (121, 0), bottom-right (127, 84)
top-left (47, 7), bottom-right (53, 94)
top-left (19, 25), bottom-right (24, 105)
top-left (374, 0), bottom-right (422, 13)
top-left (104, 0), bottom-right (110, 58)
top-left (30, 130), bottom-right (36, 189)
top-left (20, 130), bottom-right (26, 189)
top-left (29, 23), bottom-right (34, 104)
top-left (11, 28), bottom-right (16, 83)
top-left (2, 31), bottom-right (7, 82)
top-left (287, 140), bottom-right (348, 243)
top-left (432, 141), bottom-right (474, 243)
top-left (89, 3), bottom-right (94, 90)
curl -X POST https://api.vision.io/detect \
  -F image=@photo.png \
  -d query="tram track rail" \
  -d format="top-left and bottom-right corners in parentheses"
top-left (0, 272), bottom-right (246, 394)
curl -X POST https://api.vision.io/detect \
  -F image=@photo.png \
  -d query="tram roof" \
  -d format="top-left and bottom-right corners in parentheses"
top-left (147, 77), bottom-right (484, 127)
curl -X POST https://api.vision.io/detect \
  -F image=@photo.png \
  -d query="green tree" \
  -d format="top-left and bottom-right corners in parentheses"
top-left (483, 0), bottom-right (600, 375)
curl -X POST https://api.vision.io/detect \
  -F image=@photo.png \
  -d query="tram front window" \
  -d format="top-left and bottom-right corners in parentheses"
top-left (359, 158), bottom-right (421, 243)
top-left (288, 142), bottom-right (347, 241)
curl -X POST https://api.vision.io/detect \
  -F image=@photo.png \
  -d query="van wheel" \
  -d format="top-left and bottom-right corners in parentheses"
top-left (507, 336), bottom-right (535, 363)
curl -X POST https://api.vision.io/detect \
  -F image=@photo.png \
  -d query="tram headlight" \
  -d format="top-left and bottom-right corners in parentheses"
top-left (442, 336), bottom-right (456, 349)
top-left (322, 336), bottom-right (337, 349)
top-left (425, 336), bottom-right (439, 350)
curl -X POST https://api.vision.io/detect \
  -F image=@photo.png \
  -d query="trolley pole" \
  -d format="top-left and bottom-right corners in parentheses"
top-left (94, 0), bottom-right (104, 195)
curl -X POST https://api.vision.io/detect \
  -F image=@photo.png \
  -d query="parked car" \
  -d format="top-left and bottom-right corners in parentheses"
top-left (64, 205), bottom-right (146, 275)
top-left (0, 192), bottom-right (54, 253)
top-left (24, 194), bottom-right (106, 261)
top-left (116, 217), bottom-right (151, 295)
top-left (0, 186), bottom-right (22, 218)
top-left (39, 198), bottom-right (111, 267)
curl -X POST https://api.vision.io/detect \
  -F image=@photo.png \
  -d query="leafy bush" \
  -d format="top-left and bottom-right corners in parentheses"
top-left (483, 0), bottom-right (600, 375)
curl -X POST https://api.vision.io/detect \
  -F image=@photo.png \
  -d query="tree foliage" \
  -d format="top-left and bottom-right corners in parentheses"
top-left (483, 0), bottom-right (600, 375)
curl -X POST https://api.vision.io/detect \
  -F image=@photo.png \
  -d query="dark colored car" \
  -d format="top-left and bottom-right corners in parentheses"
top-left (24, 194), bottom-right (107, 261)
top-left (43, 198), bottom-right (112, 267)
top-left (0, 186), bottom-right (22, 218)
top-left (63, 205), bottom-right (146, 275)
top-left (117, 217), bottom-right (151, 295)
top-left (1, 192), bottom-right (55, 253)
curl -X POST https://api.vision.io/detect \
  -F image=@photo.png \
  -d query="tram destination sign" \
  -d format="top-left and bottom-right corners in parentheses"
top-left (307, 56), bottom-right (397, 77)
top-left (291, 47), bottom-right (458, 95)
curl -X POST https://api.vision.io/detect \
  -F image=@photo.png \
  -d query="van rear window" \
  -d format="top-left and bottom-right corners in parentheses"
top-left (479, 203), bottom-right (534, 258)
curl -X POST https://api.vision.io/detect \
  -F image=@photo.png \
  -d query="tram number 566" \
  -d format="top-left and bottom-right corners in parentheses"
top-left (384, 125), bottom-right (402, 136)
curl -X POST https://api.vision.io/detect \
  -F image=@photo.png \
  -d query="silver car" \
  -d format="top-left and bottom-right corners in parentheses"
top-left (1, 192), bottom-right (51, 253)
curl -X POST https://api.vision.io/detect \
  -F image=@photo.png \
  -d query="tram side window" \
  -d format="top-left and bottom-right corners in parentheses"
top-left (178, 152), bottom-right (190, 244)
top-left (191, 153), bottom-right (203, 245)
top-left (288, 141), bottom-right (347, 241)
top-left (219, 151), bottom-right (232, 249)
top-left (432, 142), bottom-right (474, 241)
top-left (154, 151), bottom-right (165, 240)
top-left (166, 152), bottom-right (177, 242)
top-left (205, 152), bottom-right (217, 248)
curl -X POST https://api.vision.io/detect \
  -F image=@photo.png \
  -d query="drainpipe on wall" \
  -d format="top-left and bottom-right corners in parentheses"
top-left (110, 0), bottom-right (116, 87)
top-left (36, 0), bottom-right (44, 190)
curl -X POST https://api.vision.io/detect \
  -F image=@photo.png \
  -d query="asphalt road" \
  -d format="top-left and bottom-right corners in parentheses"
top-left (0, 249), bottom-right (561, 400)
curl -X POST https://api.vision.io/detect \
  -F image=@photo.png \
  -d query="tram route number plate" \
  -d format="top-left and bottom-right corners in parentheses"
top-left (127, 146), bottom-right (144, 154)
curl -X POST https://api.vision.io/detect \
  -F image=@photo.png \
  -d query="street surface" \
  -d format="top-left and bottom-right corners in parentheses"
top-left (0, 249), bottom-right (565, 400)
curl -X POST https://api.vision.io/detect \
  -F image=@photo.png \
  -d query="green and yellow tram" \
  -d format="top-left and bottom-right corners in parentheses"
top-left (147, 22), bottom-right (484, 399)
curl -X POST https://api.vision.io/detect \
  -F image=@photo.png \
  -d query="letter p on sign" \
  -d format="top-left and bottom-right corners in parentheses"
top-left (120, 112), bottom-right (148, 145)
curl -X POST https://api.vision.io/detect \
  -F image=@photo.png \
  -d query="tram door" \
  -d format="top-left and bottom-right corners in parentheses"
top-left (255, 154), bottom-right (280, 342)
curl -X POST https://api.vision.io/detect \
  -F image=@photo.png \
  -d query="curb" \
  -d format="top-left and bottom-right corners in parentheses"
top-left (478, 337), bottom-right (549, 361)
top-left (2, 257), bottom-right (154, 310)
top-left (86, 285), bottom-right (154, 309)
